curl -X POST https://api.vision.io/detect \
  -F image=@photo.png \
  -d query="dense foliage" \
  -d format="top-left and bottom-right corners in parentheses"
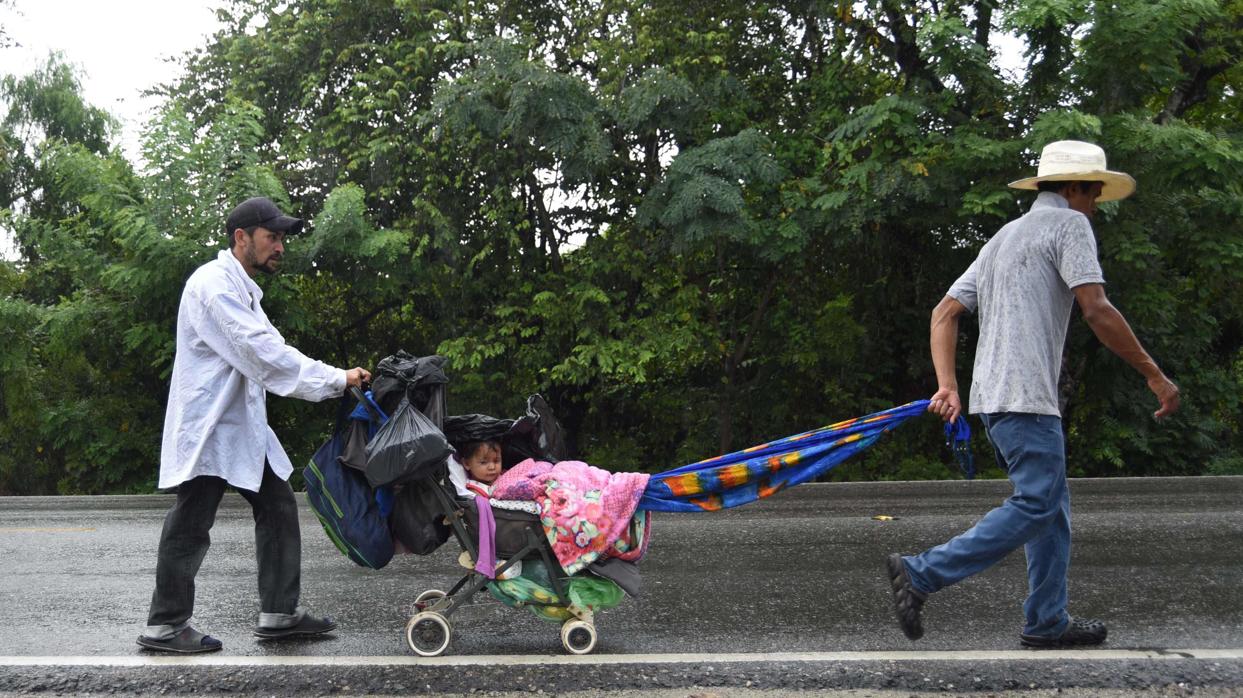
top-left (2, 0), bottom-right (1241, 494)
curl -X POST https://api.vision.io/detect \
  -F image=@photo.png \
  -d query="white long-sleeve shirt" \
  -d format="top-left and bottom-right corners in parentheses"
top-left (159, 249), bottom-right (347, 492)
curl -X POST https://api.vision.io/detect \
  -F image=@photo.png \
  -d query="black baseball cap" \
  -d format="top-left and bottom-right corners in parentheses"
top-left (224, 197), bottom-right (304, 236)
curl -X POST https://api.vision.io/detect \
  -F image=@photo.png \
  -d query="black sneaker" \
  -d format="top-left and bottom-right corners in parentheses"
top-left (1020, 617), bottom-right (1107, 648)
top-left (886, 553), bottom-right (927, 640)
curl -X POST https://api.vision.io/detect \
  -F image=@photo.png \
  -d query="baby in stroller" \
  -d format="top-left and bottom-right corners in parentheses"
top-left (447, 438), bottom-right (540, 514)
top-left (444, 437), bottom-right (535, 580)
top-left (400, 396), bottom-right (641, 657)
top-left (406, 438), bottom-right (629, 656)
top-left (325, 351), bottom-right (643, 656)
top-left (452, 439), bottom-right (503, 498)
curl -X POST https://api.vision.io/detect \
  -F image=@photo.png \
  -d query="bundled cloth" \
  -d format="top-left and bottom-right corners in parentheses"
top-left (493, 459), bottom-right (651, 575)
top-left (487, 558), bottom-right (624, 622)
top-left (638, 400), bottom-right (973, 513)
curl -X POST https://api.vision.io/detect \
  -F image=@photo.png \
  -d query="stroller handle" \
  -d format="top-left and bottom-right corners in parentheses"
top-left (348, 385), bottom-right (386, 425)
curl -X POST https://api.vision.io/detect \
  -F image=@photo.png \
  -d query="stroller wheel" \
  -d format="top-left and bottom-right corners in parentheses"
top-left (560, 619), bottom-right (597, 655)
top-left (406, 611), bottom-right (451, 657)
top-left (413, 589), bottom-right (447, 611)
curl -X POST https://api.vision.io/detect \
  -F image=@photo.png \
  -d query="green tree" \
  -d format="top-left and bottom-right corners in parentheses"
top-left (3, 1), bottom-right (1241, 493)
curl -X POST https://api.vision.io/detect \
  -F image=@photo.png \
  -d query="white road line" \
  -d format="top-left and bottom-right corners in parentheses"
top-left (2, 649), bottom-right (1241, 667)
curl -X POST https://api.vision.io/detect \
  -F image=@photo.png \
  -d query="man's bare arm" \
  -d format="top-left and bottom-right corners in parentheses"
top-left (1072, 283), bottom-right (1180, 419)
top-left (928, 295), bottom-right (968, 423)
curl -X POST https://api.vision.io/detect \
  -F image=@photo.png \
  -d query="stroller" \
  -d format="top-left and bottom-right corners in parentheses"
top-left (340, 352), bottom-right (635, 657)
top-left (404, 455), bottom-right (609, 656)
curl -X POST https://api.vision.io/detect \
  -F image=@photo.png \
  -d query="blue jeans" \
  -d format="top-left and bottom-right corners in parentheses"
top-left (903, 413), bottom-right (1071, 638)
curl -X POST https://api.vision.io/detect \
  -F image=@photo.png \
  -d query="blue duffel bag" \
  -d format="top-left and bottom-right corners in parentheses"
top-left (304, 392), bottom-right (394, 570)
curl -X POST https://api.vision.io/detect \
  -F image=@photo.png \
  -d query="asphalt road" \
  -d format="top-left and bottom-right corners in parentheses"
top-left (1, 476), bottom-right (1241, 695)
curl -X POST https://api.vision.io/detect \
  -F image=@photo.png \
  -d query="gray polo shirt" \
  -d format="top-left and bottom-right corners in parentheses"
top-left (947, 192), bottom-right (1105, 416)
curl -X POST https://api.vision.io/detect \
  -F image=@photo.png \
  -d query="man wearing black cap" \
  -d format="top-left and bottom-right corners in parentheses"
top-left (137, 197), bottom-right (371, 653)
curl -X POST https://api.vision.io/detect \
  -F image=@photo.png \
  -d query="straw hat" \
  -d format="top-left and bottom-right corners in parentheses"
top-left (1008, 140), bottom-right (1136, 202)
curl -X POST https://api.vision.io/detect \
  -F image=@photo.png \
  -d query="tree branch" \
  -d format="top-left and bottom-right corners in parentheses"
top-left (974, 0), bottom-right (994, 48)
top-left (1156, 26), bottom-right (1237, 124)
top-left (729, 270), bottom-right (779, 373)
top-left (879, 0), bottom-right (947, 94)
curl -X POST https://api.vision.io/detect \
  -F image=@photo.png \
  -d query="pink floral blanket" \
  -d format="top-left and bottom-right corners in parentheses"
top-left (493, 459), bottom-right (651, 575)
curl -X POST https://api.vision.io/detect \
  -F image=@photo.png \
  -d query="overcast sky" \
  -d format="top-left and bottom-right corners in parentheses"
top-left (0, 0), bottom-right (225, 162)
top-left (1, 0), bottom-right (226, 257)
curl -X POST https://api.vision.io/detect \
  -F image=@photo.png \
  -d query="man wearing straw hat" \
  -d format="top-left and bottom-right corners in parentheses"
top-left (886, 140), bottom-right (1181, 647)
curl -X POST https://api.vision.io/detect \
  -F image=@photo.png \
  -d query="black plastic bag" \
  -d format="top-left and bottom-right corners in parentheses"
top-left (514, 394), bottom-right (569, 463)
top-left (443, 394), bottom-right (569, 468)
top-left (388, 476), bottom-right (450, 555)
top-left (371, 352), bottom-right (448, 426)
top-left (364, 398), bottom-right (453, 488)
top-left (338, 419), bottom-right (371, 473)
top-left (442, 413), bottom-right (514, 445)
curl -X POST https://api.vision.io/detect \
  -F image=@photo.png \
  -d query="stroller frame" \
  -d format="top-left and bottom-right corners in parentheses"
top-left (348, 376), bottom-right (599, 656)
top-left (403, 469), bottom-right (599, 656)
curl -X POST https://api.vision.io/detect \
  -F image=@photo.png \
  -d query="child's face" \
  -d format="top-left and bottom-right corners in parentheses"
top-left (462, 444), bottom-right (502, 483)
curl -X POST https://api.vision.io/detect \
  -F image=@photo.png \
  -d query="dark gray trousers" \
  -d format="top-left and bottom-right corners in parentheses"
top-left (146, 461), bottom-right (301, 627)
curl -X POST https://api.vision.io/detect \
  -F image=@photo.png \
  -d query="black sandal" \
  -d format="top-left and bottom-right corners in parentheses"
top-left (254, 612), bottom-right (337, 640)
top-left (136, 626), bottom-right (222, 654)
top-left (886, 553), bottom-right (927, 640)
top-left (1020, 616), bottom-right (1107, 648)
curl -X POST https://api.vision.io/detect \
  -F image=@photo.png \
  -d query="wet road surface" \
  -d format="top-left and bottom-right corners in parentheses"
top-left (0, 476), bottom-right (1240, 694)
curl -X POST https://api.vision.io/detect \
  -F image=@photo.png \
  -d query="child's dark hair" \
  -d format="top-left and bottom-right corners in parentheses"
top-left (457, 439), bottom-right (501, 461)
